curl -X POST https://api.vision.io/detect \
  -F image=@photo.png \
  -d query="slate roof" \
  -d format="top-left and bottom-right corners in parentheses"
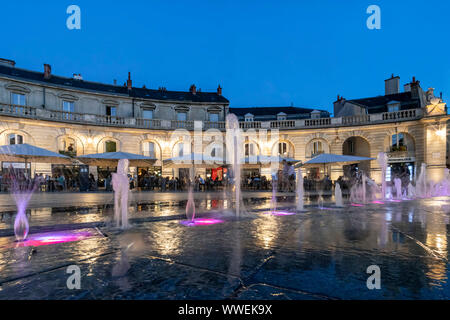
top-left (0, 64), bottom-right (229, 104)
top-left (346, 92), bottom-right (420, 114)
top-left (229, 106), bottom-right (330, 120)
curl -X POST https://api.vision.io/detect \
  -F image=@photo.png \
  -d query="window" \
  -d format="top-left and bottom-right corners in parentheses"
top-left (209, 113), bottom-right (219, 122)
top-left (312, 141), bottom-right (323, 156)
top-left (245, 143), bottom-right (256, 157)
top-left (11, 93), bottom-right (26, 106)
top-left (388, 103), bottom-right (400, 112)
top-left (8, 134), bottom-right (23, 145)
top-left (392, 133), bottom-right (405, 146)
top-left (106, 106), bottom-right (116, 116)
top-left (11, 93), bottom-right (26, 114)
top-left (348, 140), bottom-right (355, 154)
top-left (59, 137), bottom-right (76, 156)
top-left (245, 114), bottom-right (254, 122)
top-left (142, 109), bottom-right (153, 119)
top-left (146, 142), bottom-right (155, 157)
top-left (177, 143), bottom-right (184, 157)
top-left (62, 101), bottom-right (75, 120)
top-left (279, 142), bottom-right (287, 156)
top-left (63, 101), bottom-right (74, 113)
top-left (177, 112), bottom-right (187, 121)
top-left (105, 140), bottom-right (117, 153)
top-left (277, 113), bottom-right (287, 121)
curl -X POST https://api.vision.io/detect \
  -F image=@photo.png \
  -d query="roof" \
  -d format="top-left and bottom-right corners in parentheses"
top-left (0, 64), bottom-right (229, 104)
top-left (347, 92), bottom-right (420, 114)
top-left (229, 106), bottom-right (330, 120)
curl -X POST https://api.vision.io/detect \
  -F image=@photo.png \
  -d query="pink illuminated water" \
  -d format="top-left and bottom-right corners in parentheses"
top-left (180, 218), bottom-right (224, 226)
top-left (351, 203), bottom-right (365, 207)
top-left (4, 229), bottom-right (100, 248)
top-left (264, 211), bottom-right (296, 216)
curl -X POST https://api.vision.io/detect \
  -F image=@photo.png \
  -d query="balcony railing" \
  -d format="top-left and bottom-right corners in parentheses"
top-left (382, 109), bottom-right (418, 121)
top-left (270, 120), bottom-right (296, 128)
top-left (136, 118), bottom-right (162, 129)
top-left (304, 118), bottom-right (331, 127)
top-left (0, 102), bottom-right (428, 131)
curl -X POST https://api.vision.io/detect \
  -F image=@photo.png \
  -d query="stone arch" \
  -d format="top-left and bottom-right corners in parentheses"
top-left (339, 130), bottom-right (375, 145)
top-left (140, 139), bottom-right (162, 157)
top-left (97, 136), bottom-right (121, 153)
top-left (271, 139), bottom-right (295, 157)
top-left (305, 138), bottom-right (330, 159)
top-left (243, 140), bottom-right (261, 156)
top-left (0, 128), bottom-right (35, 146)
top-left (382, 128), bottom-right (416, 154)
top-left (342, 135), bottom-right (371, 175)
top-left (55, 134), bottom-right (84, 156)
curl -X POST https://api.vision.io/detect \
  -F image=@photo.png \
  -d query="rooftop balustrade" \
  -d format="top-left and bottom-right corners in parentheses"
top-left (0, 102), bottom-right (425, 131)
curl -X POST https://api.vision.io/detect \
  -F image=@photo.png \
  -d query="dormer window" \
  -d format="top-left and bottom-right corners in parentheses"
top-left (311, 110), bottom-right (321, 119)
top-left (277, 112), bottom-right (287, 121)
top-left (244, 113), bottom-right (254, 122)
top-left (387, 101), bottom-right (400, 112)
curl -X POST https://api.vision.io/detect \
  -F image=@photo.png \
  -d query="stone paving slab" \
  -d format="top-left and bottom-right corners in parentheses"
top-left (0, 196), bottom-right (448, 299)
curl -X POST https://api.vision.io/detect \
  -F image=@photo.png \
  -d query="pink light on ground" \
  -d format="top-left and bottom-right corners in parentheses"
top-left (351, 203), bottom-right (365, 207)
top-left (6, 229), bottom-right (100, 248)
top-left (372, 201), bottom-right (385, 204)
top-left (264, 211), bottom-right (296, 216)
top-left (180, 218), bottom-right (224, 226)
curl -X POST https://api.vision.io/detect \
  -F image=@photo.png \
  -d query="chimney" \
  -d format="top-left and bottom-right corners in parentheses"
top-left (217, 85), bottom-right (222, 95)
top-left (384, 74), bottom-right (400, 95)
top-left (127, 72), bottom-right (132, 90)
top-left (43, 64), bottom-right (52, 79)
top-left (113, 79), bottom-right (117, 85)
top-left (189, 84), bottom-right (196, 95)
top-left (410, 77), bottom-right (421, 99)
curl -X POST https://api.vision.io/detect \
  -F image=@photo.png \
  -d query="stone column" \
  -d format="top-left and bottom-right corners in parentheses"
top-left (424, 123), bottom-right (447, 183)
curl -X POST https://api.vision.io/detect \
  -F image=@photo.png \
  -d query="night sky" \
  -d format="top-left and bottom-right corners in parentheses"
top-left (1, 0), bottom-right (449, 113)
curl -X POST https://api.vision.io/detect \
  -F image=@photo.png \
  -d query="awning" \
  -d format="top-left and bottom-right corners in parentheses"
top-left (0, 143), bottom-right (72, 165)
top-left (77, 151), bottom-right (157, 167)
top-left (163, 153), bottom-right (225, 168)
top-left (302, 153), bottom-right (375, 167)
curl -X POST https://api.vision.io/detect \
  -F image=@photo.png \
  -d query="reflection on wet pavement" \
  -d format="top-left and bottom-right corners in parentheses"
top-left (0, 195), bottom-right (449, 299)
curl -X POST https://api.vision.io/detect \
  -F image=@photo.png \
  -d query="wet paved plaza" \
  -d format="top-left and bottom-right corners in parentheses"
top-left (0, 192), bottom-right (449, 300)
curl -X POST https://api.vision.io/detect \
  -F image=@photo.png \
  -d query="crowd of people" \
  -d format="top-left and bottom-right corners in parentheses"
top-left (0, 163), bottom-right (414, 195)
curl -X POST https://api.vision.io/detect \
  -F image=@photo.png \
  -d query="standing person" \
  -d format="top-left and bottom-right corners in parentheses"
top-left (288, 162), bottom-right (295, 192)
top-left (282, 160), bottom-right (289, 192)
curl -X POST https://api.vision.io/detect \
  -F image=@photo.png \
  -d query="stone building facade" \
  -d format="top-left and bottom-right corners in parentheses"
top-left (0, 58), bottom-right (448, 186)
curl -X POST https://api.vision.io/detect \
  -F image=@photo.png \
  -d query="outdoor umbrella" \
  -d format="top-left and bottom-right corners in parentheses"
top-left (242, 155), bottom-right (300, 167)
top-left (163, 153), bottom-right (225, 169)
top-left (302, 153), bottom-right (375, 166)
top-left (300, 153), bottom-right (375, 175)
top-left (77, 151), bottom-right (157, 167)
top-left (0, 143), bottom-right (73, 166)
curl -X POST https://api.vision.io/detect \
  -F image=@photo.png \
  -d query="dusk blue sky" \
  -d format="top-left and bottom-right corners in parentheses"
top-left (1, 0), bottom-right (449, 114)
